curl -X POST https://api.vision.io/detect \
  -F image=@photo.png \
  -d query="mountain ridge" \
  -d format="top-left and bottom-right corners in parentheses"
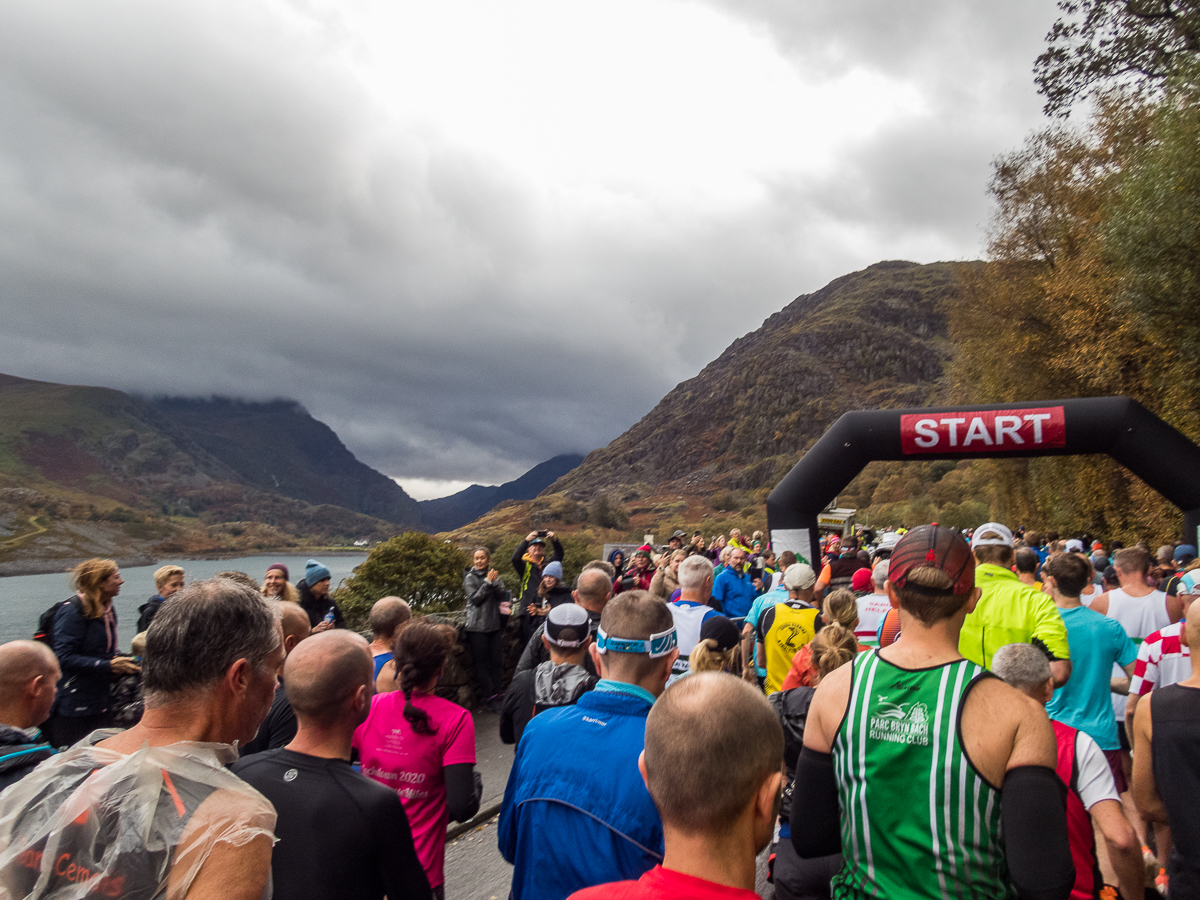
top-left (419, 453), bottom-right (586, 532)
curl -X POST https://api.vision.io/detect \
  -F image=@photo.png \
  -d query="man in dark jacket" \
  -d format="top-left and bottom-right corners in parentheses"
top-left (0, 641), bottom-right (59, 792)
top-left (298, 559), bottom-right (345, 630)
top-left (512, 531), bottom-right (563, 646)
top-left (501, 604), bottom-right (597, 747)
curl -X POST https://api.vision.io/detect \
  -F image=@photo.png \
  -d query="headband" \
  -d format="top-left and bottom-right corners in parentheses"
top-left (595, 625), bottom-right (678, 659)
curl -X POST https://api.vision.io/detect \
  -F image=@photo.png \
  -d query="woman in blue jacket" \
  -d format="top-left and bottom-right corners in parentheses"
top-left (44, 559), bottom-right (141, 748)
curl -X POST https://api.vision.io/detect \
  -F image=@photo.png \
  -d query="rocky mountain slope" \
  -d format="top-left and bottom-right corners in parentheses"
top-left (419, 453), bottom-right (585, 532)
top-left (546, 260), bottom-right (970, 501)
top-left (0, 373), bottom-right (421, 571)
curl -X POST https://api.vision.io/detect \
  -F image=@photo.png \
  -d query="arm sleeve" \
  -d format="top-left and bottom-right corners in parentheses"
top-left (376, 792), bottom-right (433, 900)
top-left (1129, 638), bottom-right (1159, 696)
top-left (444, 763), bottom-right (482, 823)
top-left (515, 625), bottom-right (545, 674)
top-left (550, 539), bottom-right (564, 562)
top-left (1114, 626), bottom-right (1137, 668)
top-left (464, 572), bottom-right (492, 606)
top-left (790, 748), bottom-right (842, 858)
top-left (1001, 765), bottom-right (1075, 900)
top-left (512, 542), bottom-right (529, 576)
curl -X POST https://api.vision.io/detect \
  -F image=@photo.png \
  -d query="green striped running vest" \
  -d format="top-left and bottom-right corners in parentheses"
top-left (831, 651), bottom-right (1013, 900)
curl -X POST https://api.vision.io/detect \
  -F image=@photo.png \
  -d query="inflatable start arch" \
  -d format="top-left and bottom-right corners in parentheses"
top-left (766, 396), bottom-right (1200, 567)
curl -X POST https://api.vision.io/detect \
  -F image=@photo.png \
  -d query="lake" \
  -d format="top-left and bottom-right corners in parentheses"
top-left (0, 553), bottom-right (368, 649)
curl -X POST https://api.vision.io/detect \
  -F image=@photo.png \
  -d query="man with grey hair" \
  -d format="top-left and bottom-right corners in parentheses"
top-left (0, 641), bottom-right (60, 792)
top-left (0, 578), bottom-right (284, 900)
top-left (855, 560), bottom-right (892, 646)
top-left (992, 643), bottom-right (1143, 900)
top-left (232, 631), bottom-right (431, 900)
top-left (666, 555), bottom-right (720, 681)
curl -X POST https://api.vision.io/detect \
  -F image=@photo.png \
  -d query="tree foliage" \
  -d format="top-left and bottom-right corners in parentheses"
top-left (335, 531), bottom-right (469, 627)
top-left (1035, 0), bottom-right (1200, 116)
top-left (949, 74), bottom-right (1200, 541)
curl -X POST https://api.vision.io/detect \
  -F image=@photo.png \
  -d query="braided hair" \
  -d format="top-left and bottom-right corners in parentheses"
top-left (394, 620), bottom-right (455, 735)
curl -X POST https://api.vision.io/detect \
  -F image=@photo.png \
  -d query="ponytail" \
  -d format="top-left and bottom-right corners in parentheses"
top-left (810, 622), bottom-right (858, 679)
top-left (394, 620), bottom-right (455, 736)
top-left (688, 638), bottom-right (740, 675)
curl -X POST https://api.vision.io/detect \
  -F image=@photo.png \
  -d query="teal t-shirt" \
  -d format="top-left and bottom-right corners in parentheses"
top-left (744, 589), bottom-right (787, 677)
top-left (1046, 604), bottom-right (1137, 750)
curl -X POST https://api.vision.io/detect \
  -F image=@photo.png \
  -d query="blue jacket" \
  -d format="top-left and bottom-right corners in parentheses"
top-left (712, 566), bottom-right (757, 619)
top-left (498, 689), bottom-right (663, 900)
top-left (51, 599), bottom-right (116, 718)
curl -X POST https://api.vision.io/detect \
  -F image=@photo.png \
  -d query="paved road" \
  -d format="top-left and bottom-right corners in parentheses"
top-left (448, 707), bottom-right (774, 899)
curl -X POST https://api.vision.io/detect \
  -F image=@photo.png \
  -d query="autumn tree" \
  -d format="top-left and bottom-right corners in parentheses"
top-left (1035, 0), bottom-right (1200, 115)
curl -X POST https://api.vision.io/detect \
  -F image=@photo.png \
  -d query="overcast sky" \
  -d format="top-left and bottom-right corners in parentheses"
top-left (0, 0), bottom-right (1061, 499)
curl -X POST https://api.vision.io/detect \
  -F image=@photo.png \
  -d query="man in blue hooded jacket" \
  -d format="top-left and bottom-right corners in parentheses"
top-left (498, 590), bottom-right (678, 900)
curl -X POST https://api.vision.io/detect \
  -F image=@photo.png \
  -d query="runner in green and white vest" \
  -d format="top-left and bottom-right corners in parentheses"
top-left (791, 525), bottom-right (1076, 900)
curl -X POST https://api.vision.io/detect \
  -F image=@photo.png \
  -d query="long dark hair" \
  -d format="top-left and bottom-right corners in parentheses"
top-left (394, 621), bottom-right (455, 735)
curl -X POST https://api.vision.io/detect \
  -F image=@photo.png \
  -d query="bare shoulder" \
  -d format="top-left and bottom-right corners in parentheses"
top-left (961, 675), bottom-right (1055, 788)
top-left (804, 657), bottom-right (855, 753)
top-left (169, 787), bottom-right (276, 900)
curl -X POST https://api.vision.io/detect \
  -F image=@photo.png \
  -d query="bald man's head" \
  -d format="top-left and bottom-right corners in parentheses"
top-left (574, 568), bottom-right (613, 613)
top-left (285, 631), bottom-right (373, 727)
top-left (279, 602), bottom-right (312, 654)
top-left (0, 640), bottom-right (60, 729)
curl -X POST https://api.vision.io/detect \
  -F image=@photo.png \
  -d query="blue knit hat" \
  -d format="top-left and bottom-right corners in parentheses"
top-left (542, 561), bottom-right (563, 581)
top-left (304, 559), bottom-right (332, 587)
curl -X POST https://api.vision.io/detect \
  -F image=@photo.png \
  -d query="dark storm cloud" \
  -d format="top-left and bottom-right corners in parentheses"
top-left (0, 1), bottom-right (1059, 486)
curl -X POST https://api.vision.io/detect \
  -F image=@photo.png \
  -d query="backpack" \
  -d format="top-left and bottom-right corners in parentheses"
top-left (33, 596), bottom-right (83, 647)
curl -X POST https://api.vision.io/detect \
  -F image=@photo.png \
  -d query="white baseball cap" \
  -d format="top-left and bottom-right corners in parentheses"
top-left (970, 522), bottom-right (1014, 549)
top-left (783, 563), bottom-right (817, 591)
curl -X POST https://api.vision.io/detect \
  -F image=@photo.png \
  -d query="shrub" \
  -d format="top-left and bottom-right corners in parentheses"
top-left (588, 494), bottom-right (629, 529)
top-left (335, 532), bottom-right (469, 628)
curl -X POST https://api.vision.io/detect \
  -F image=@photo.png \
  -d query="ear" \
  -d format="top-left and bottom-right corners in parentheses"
top-left (284, 634), bottom-right (299, 655)
top-left (572, 590), bottom-right (580, 604)
top-left (964, 586), bottom-right (982, 615)
top-left (1040, 678), bottom-right (1055, 704)
top-left (589, 643), bottom-right (608, 678)
top-left (226, 658), bottom-right (253, 697)
top-left (884, 580), bottom-right (901, 609)
top-left (637, 750), bottom-right (649, 791)
top-left (755, 769), bottom-right (783, 822)
top-left (659, 649), bottom-right (679, 687)
top-left (542, 634), bottom-right (553, 652)
top-left (26, 674), bottom-right (44, 699)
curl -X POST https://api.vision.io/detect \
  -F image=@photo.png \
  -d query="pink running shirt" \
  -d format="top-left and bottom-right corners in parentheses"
top-left (354, 690), bottom-right (476, 888)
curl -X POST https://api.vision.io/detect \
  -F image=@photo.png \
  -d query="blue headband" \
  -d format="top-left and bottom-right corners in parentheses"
top-left (595, 625), bottom-right (678, 659)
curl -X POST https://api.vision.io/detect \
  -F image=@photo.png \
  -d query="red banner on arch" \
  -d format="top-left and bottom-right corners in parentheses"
top-left (900, 407), bottom-right (1066, 455)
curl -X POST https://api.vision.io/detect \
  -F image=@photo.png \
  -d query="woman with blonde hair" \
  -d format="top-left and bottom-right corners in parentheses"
top-left (261, 562), bottom-right (300, 604)
top-left (687, 615), bottom-right (742, 676)
top-left (43, 558), bottom-right (141, 748)
top-left (780, 588), bottom-right (867, 691)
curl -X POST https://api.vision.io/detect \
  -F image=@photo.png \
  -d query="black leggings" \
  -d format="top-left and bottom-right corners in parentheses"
top-left (466, 630), bottom-right (504, 698)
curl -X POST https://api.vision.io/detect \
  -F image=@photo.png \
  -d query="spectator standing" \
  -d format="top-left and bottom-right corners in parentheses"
top-left (650, 550), bottom-right (685, 601)
top-left (499, 591), bottom-right (678, 900)
top-left (136, 564), bottom-right (185, 633)
top-left (618, 547), bottom-right (656, 594)
top-left (44, 559), bottom-right (141, 748)
top-left (0, 641), bottom-right (59, 792)
top-left (793, 525), bottom-right (1073, 900)
top-left (713, 546), bottom-right (756, 620)
top-left (232, 632), bottom-right (432, 900)
top-left (567, 673), bottom-right (783, 900)
top-left (261, 562), bottom-right (300, 604)
top-left (513, 531), bottom-right (564, 646)
top-left (0, 578), bottom-right (283, 900)
top-left (240, 600), bottom-right (313, 756)
top-left (1131, 596), bottom-right (1200, 897)
top-left (463, 548), bottom-right (507, 706)
top-left (993, 643), bottom-right (1143, 900)
top-left (367, 596), bottom-right (412, 679)
top-left (960, 522), bottom-right (1072, 684)
top-left (298, 559), bottom-right (344, 631)
top-left (501, 604), bottom-right (597, 747)
top-left (355, 621), bottom-right (481, 896)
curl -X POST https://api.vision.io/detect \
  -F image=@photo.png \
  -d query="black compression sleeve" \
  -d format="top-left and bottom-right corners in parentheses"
top-left (1001, 765), bottom-right (1074, 900)
top-left (790, 747), bottom-right (842, 858)
top-left (445, 762), bottom-right (481, 823)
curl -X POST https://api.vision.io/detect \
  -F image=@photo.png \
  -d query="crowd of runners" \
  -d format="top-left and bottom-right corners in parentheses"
top-left (0, 519), bottom-right (1196, 899)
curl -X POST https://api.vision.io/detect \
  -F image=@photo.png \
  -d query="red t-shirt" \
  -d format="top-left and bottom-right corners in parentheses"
top-left (568, 865), bottom-right (761, 900)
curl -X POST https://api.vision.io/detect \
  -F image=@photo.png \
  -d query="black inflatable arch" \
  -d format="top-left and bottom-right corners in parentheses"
top-left (766, 396), bottom-right (1200, 567)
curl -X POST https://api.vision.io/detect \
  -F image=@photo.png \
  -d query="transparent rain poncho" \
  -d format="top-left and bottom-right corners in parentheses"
top-left (0, 734), bottom-right (276, 899)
